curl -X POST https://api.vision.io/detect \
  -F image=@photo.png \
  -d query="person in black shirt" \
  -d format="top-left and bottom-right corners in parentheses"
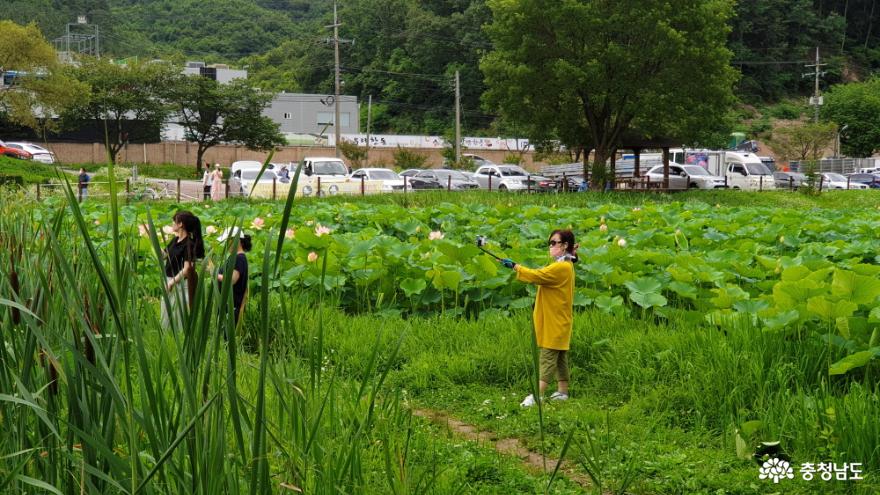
top-left (216, 227), bottom-right (251, 327)
top-left (163, 211), bottom-right (205, 327)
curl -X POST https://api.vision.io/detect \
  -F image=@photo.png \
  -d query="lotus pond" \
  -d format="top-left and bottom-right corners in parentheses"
top-left (1, 187), bottom-right (879, 494)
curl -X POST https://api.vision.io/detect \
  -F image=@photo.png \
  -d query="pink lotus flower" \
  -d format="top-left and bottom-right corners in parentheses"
top-left (617, 238), bottom-right (627, 248)
top-left (251, 217), bottom-right (265, 230)
top-left (285, 228), bottom-right (295, 239)
top-left (599, 224), bottom-right (608, 232)
top-left (205, 225), bottom-right (218, 235)
top-left (138, 224), bottom-right (149, 237)
top-left (162, 225), bottom-right (174, 235)
top-left (315, 224), bottom-right (331, 236)
top-left (428, 231), bottom-right (444, 240)
top-left (94, 219), bottom-right (100, 226)
top-left (307, 251), bottom-right (318, 263)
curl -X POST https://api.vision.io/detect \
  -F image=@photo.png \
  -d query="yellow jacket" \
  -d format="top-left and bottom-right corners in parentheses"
top-left (515, 260), bottom-right (574, 350)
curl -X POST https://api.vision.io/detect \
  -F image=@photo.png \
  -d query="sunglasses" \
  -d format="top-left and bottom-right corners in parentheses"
top-left (548, 240), bottom-right (564, 247)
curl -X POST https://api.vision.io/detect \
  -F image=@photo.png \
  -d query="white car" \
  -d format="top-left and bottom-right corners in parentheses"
top-left (473, 165), bottom-right (556, 191)
top-left (645, 164), bottom-right (727, 189)
top-left (238, 168), bottom-right (279, 195)
top-left (819, 172), bottom-right (868, 190)
top-left (349, 167), bottom-right (405, 192)
top-left (5, 142), bottom-right (55, 163)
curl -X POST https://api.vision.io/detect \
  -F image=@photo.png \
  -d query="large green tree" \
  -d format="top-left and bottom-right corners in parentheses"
top-left (822, 77), bottom-right (880, 157)
top-left (482, 0), bottom-right (738, 186)
top-left (62, 57), bottom-right (175, 163)
top-left (166, 75), bottom-right (285, 171)
top-left (0, 21), bottom-right (86, 137)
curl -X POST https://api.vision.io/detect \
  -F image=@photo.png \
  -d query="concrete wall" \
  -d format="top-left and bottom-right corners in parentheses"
top-left (264, 93), bottom-right (360, 134)
top-left (44, 142), bottom-right (542, 170)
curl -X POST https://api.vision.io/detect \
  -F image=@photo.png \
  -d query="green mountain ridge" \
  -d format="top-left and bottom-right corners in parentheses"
top-left (2, 0), bottom-right (879, 135)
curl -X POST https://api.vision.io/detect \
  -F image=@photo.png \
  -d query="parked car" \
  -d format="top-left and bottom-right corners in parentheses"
top-left (349, 168), bottom-right (405, 192)
top-left (645, 164), bottom-right (727, 189)
top-left (846, 173), bottom-right (880, 189)
top-left (399, 169), bottom-right (422, 178)
top-left (239, 169), bottom-right (279, 195)
top-left (0, 139), bottom-right (32, 160)
top-left (412, 169), bottom-right (480, 190)
top-left (4, 142), bottom-right (54, 163)
top-left (473, 165), bottom-right (555, 192)
top-left (773, 171), bottom-right (807, 189)
top-left (819, 172), bottom-right (868, 190)
top-left (443, 153), bottom-right (496, 168)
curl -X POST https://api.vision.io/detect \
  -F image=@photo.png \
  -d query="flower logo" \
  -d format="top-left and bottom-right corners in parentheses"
top-left (759, 458), bottom-right (794, 484)
top-left (428, 231), bottom-right (444, 240)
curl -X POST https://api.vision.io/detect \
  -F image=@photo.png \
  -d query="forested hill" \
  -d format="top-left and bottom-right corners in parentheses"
top-left (3, 0), bottom-right (879, 133)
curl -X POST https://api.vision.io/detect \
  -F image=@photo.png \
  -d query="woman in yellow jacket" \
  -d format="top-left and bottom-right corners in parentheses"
top-left (501, 229), bottom-right (577, 407)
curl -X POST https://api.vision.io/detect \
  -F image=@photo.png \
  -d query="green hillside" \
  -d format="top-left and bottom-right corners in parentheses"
top-left (2, 0), bottom-right (879, 135)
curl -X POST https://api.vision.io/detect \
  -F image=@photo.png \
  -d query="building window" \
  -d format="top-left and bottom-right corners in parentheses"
top-left (283, 112), bottom-right (292, 119)
top-left (316, 112), bottom-right (350, 127)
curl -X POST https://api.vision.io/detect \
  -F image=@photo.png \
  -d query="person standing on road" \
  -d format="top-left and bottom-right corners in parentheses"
top-left (202, 168), bottom-right (211, 200)
top-left (77, 168), bottom-right (90, 202)
top-left (210, 163), bottom-right (224, 201)
top-left (500, 229), bottom-right (577, 407)
top-left (162, 210), bottom-right (205, 327)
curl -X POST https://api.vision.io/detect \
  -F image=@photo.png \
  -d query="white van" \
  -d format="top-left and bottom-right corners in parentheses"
top-left (724, 152), bottom-right (775, 190)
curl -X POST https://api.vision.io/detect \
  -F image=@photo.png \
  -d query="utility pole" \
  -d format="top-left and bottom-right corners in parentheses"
top-left (454, 70), bottom-right (461, 163)
top-left (366, 95), bottom-right (372, 165)
top-left (804, 47), bottom-right (826, 123)
top-left (325, 2), bottom-right (352, 157)
top-left (333, 1), bottom-right (341, 157)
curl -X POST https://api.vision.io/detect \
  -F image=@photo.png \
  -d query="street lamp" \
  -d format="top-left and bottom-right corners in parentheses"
top-left (836, 124), bottom-right (848, 158)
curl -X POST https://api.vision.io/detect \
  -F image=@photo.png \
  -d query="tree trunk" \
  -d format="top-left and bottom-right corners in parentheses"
top-left (196, 144), bottom-right (207, 172)
top-left (591, 147), bottom-right (610, 190)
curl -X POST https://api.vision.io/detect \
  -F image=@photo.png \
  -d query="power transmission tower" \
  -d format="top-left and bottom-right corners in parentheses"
top-left (455, 70), bottom-right (461, 163)
top-left (803, 47), bottom-right (827, 123)
top-left (325, 1), bottom-right (353, 157)
top-left (53, 15), bottom-right (100, 63)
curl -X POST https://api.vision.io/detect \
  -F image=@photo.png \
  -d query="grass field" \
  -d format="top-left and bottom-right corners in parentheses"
top-left (0, 184), bottom-right (877, 493)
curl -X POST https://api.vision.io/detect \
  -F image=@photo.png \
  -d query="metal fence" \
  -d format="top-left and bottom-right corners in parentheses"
top-left (789, 158), bottom-right (878, 174)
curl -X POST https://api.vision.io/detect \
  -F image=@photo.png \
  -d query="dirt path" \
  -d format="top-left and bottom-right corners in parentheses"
top-left (412, 408), bottom-right (598, 491)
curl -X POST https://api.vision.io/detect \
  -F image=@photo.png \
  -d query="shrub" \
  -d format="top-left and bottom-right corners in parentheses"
top-left (502, 154), bottom-right (522, 165)
top-left (393, 147), bottom-right (428, 169)
top-left (338, 139), bottom-right (367, 169)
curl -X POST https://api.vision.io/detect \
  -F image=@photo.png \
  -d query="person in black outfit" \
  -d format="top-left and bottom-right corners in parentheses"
top-left (216, 227), bottom-right (250, 327)
top-left (163, 211), bottom-right (205, 327)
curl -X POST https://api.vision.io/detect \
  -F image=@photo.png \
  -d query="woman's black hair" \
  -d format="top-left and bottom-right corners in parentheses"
top-left (240, 234), bottom-right (252, 252)
top-left (173, 210), bottom-right (205, 259)
top-left (549, 229), bottom-right (578, 262)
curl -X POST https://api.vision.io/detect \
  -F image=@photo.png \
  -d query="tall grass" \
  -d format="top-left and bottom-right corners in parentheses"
top-left (0, 179), bottom-right (447, 493)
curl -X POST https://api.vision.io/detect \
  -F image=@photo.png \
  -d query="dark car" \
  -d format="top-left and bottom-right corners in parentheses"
top-left (410, 169), bottom-right (480, 190)
top-left (399, 169), bottom-right (423, 178)
top-left (773, 171), bottom-right (806, 189)
top-left (847, 173), bottom-right (880, 188)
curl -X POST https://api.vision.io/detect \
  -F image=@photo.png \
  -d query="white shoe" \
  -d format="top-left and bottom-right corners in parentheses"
top-left (520, 394), bottom-right (538, 407)
top-left (549, 391), bottom-right (569, 401)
